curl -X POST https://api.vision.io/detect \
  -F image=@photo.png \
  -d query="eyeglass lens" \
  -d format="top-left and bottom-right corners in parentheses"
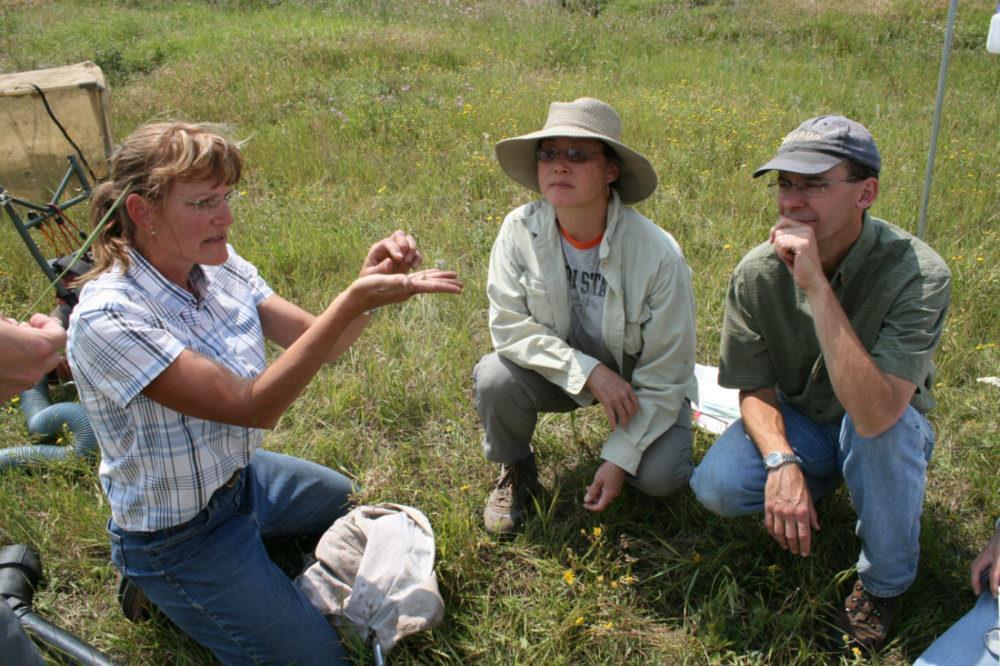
top-left (769, 181), bottom-right (826, 197)
top-left (536, 148), bottom-right (599, 164)
top-left (191, 191), bottom-right (238, 210)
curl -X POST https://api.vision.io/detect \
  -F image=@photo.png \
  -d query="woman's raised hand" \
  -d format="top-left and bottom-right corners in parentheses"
top-left (360, 230), bottom-right (423, 277)
top-left (349, 268), bottom-right (462, 314)
top-left (352, 230), bottom-right (461, 312)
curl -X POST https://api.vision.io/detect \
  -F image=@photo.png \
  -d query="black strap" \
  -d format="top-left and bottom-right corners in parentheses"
top-left (26, 83), bottom-right (99, 184)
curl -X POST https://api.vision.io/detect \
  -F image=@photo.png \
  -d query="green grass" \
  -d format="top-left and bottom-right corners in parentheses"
top-left (1, 0), bottom-right (998, 663)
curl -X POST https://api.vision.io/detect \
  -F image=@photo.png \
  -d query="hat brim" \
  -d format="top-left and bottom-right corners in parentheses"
top-left (752, 150), bottom-right (843, 178)
top-left (495, 125), bottom-right (658, 205)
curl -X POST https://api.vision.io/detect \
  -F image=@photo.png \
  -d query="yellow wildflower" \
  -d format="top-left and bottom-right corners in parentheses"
top-left (692, 552), bottom-right (702, 564)
top-left (767, 564), bottom-right (779, 575)
top-left (851, 646), bottom-right (861, 658)
top-left (592, 526), bottom-right (603, 539)
top-left (563, 569), bottom-right (576, 586)
top-left (574, 615), bottom-right (584, 626)
top-left (595, 575), bottom-right (605, 584)
top-left (460, 484), bottom-right (470, 492)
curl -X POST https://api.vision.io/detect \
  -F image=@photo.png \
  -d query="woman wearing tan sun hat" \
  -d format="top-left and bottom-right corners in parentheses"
top-left (474, 97), bottom-right (698, 534)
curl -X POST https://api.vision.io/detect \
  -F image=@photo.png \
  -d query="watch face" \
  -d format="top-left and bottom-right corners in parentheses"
top-left (764, 452), bottom-right (781, 467)
top-left (985, 627), bottom-right (1000, 657)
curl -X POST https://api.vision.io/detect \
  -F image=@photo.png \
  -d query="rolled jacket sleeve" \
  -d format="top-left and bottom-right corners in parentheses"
top-left (600, 251), bottom-right (698, 475)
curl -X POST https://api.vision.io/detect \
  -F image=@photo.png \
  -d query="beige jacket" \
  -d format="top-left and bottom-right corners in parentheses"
top-left (487, 192), bottom-right (698, 474)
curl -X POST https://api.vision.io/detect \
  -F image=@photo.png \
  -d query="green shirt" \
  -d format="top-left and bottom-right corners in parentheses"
top-left (719, 214), bottom-right (951, 423)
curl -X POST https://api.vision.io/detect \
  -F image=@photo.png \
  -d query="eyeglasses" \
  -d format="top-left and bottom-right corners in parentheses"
top-left (183, 190), bottom-right (240, 212)
top-left (766, 177), bottom-right (861, 199)
top-left (536, 147), bottom-right (606, 164)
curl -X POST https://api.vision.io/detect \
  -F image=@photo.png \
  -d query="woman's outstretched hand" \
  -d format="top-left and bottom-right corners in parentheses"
top-left (349, 268), bottom-right (463, 313)
top-left (360, 230), bottom-right (423, 277)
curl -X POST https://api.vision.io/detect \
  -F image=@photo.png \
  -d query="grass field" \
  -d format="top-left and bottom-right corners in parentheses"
top-left (1, 0), bottom-right (998, 663)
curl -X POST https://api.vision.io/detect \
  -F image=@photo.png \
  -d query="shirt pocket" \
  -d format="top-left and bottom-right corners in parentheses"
top-left (519, 274), bottom-right (557, 327)
top-left (623, 300), bottom-right (652, 356)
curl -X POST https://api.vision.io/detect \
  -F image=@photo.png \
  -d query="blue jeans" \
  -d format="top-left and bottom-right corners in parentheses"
top-left (914, 591), bottom-right (999, 666)
top-left (690, 401), bottom-right (935, 597)
top-left (109, 450), bottom-right (357, 665)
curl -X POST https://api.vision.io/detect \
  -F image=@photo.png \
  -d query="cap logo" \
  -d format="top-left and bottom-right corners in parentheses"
top-left (782, 129), bottom-right (823, 144)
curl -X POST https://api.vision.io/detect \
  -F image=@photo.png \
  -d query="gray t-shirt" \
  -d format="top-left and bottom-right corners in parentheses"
top-left (560, 234), bottom-right (616, 370)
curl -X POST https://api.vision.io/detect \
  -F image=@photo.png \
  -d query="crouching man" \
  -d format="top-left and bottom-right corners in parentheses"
top-left (690, 116), bottom-right (951, 650)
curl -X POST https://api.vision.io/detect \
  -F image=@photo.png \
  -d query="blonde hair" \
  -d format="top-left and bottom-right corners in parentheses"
top-left (81, 121), bottom-right (243, 281)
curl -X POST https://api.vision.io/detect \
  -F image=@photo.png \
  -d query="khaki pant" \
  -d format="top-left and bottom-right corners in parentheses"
top-left (473, 352), bottom-right (692, 497)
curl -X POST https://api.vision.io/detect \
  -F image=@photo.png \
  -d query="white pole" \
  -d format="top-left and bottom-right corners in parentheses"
top-left (917, 0), bottom-right (959, 239)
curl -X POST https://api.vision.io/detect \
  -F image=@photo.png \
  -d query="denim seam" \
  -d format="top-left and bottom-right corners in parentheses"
top-left (152, 550), bottom-right (263, 664)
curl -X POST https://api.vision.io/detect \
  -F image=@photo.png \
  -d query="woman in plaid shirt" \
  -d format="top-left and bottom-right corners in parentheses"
top-left (67, 121), bottom-right (461, 664)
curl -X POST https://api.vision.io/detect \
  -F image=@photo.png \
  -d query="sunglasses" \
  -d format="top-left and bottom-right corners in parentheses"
top-left (536, 147), bottom-right (606, 164)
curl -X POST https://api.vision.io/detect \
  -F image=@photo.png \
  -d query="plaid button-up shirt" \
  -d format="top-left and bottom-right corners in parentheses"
top-left (67, 247), bottom-right (274, 532)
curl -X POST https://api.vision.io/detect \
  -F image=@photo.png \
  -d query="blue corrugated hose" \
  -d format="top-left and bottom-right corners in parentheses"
top-left (0, 381), bottom-right (97, 470)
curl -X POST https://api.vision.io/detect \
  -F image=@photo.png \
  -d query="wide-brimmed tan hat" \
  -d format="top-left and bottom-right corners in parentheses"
top-left (494, 97), bottom-right (658, 205)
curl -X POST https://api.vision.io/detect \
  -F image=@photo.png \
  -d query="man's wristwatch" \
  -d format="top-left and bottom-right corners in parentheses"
top-left (763, 452), bottom-right (802, 471)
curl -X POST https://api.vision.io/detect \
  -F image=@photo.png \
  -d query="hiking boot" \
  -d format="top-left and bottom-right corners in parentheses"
top-left (117, 574), bottom-right (153, 623)
top-left (839, 578), bottom-right (900, 651)
top-left (483, 455), bottom-right (539, 535)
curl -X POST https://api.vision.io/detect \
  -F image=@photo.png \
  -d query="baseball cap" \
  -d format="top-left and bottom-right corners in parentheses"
top-left (753, 115), bottom-right (881, 178)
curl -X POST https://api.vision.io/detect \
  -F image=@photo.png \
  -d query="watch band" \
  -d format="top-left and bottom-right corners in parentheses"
top-left (764, 452), bottom-right (801, 471)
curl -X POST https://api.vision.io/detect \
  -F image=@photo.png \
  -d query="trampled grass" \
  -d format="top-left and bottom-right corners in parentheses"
top-left (0, 0), bottom-right (997, 663)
